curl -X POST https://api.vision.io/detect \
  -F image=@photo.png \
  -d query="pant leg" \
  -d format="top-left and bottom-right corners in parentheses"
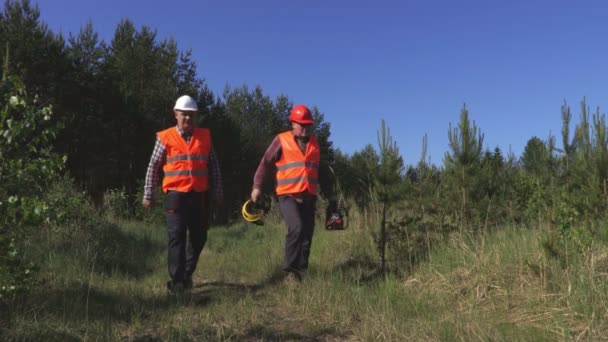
top-left (298, 195), bottom-right (317, 272)
top-left (279, 195), bottom-right (304, 274)
top-left (185, 192), bottom-right (208, 278)
top-left (166, 191), bottom-right (186, 283)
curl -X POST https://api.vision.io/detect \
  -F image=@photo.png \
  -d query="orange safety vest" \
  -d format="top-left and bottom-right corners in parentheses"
top-left (275, 131), bottom-right (320, 195)
top-left (157, 127), bottom-right (211, 193)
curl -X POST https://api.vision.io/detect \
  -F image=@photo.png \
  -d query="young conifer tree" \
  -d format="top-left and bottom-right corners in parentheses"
top-left (374, 119), bottom-right (406, 272)
top-left (444, 103), bottom-right (484, 230)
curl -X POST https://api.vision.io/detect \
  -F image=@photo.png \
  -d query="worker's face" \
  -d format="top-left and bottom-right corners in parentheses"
top-left (291, 121), bottom-right (312, 138)
top-left (174, 110), bottom-right (196, 132)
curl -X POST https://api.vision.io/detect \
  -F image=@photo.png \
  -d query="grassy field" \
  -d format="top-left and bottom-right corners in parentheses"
top-left (3, 213), bottom-right (608, 341)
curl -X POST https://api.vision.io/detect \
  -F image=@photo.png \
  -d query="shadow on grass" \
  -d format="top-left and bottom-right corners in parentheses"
top-left (19, 281), bottom-right (179, 323)
top-left (330, 257), bottom-right (387, 284)
top-left (183, 266), bottom-right (300, 304)
top-left (49, 222), bottom-right (165, 279)
top-left (189, 279), bottom-right (269, 304)
top-left (6, 268), bottom-right (353, 341)
top-left (193, 266), bottom-right (297, 294)
top-left (6, 279), bottom-right (233, 341)
top-left (6, 277), bottom-right (287, 340)
top-left (330, 257), bottom-right (428, 283)
top-left (5, 327), bottom-right (82, 342)
top-left (14, 277), bottom-right (272, 323)
top-left (93, 223), bottom-right (165, 278)
top-left (194, 280), bottom-right (263, 292)
top-left (331, 247), bottom-right (432, 284)
top-left (241, 324), bottom-right (344, 342)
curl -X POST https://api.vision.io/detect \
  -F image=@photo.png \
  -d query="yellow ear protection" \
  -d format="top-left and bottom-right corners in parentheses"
top-left (242, 196), bottom-right (271, 224)
top-left (242, 200), bottom-right (263, 222)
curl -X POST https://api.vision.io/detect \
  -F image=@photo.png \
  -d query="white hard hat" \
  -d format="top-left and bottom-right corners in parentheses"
top-left (173, 95), bottom-right (198, 111)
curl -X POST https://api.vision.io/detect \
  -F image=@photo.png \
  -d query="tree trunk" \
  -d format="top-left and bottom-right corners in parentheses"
top-left (483, 195), bottom-right (492, 233)
top-left (380, 203), bottom-right (386, 274)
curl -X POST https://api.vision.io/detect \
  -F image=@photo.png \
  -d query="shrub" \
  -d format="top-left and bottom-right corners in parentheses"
top-left (103, 188), bottom-right (130, 220)
top-left (0, 75), bottom-right (64, 301)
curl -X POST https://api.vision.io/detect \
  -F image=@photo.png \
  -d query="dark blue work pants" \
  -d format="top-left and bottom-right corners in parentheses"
top-left (278, 194), bottom-right (316, 276)
top-left (165, 191), bottom-right (209, 284)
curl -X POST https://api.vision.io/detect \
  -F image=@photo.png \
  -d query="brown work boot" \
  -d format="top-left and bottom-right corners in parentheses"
top-left (284, 272), bottom-right (299, 287)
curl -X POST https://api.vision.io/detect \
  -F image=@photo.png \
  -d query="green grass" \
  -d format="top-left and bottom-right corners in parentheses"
top-left (3, 217), bottom-right (608, 341)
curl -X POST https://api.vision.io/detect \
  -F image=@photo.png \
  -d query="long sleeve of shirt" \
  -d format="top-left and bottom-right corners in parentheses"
top-left (143, 133), bottom-right (224, 202)
top-left (252, 136), bottom-right (282, 190)
top-left (208, 145), bottom-right (224, 202)
top-left (144, 136), bottom-right (166, 201)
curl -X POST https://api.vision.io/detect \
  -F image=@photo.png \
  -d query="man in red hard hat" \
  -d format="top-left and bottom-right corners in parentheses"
top-left (250, 104), bottom-right (330, 284)
top-left (143, 95), bottom-right (223, 293)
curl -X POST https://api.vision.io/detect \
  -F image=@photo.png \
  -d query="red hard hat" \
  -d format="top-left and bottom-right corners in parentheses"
top-left (289, 104), bottom-right (313, 124)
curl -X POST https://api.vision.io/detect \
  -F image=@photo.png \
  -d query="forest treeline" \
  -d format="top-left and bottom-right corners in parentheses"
top-left (2, 0), bottom-right (608, 282)
top-left (0, 0), bottom-right (335, 218)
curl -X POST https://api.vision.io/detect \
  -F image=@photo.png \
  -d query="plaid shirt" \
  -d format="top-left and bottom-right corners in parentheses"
top-left (144, 126), bottom-right (223, 202)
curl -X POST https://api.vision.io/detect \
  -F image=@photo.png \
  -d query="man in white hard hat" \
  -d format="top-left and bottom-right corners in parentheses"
top-left (143, 95), bottom-right (223, 293)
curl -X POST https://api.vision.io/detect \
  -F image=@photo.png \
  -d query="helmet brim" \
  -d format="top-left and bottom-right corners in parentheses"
top-left (174, 108), bottom-right (198, 112)
top-left (291, 119), bottom-right (313, 124)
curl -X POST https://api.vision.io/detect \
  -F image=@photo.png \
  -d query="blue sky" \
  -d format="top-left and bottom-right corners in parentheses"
top-left (35, 0), bottom-right (608, 166)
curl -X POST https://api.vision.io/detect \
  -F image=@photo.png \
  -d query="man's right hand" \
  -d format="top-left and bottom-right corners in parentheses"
top-left (142, 198), bottom-right (152, 209)
top-left (250, 188), bottom-right (262, 203)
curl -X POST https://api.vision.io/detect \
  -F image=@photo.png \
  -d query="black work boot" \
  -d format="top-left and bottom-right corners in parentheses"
top-left (167, 280), bottom-right (184, 293)
top-left (184, 277), bottom-right (193, 290)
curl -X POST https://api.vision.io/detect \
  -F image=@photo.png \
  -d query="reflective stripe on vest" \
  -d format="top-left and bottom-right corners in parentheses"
top-left (158, 127), bottom-right (211, 193)
top-left (276, 176), bottom-right (319, 185)
top-left (275, 131), bottom-right (320, 195)
top-left (276, 161), bottom-right (320, 171)
top-left (166, 155), bottom-right (209, 163)
top-left (164, 170), bottom-right (209, 177)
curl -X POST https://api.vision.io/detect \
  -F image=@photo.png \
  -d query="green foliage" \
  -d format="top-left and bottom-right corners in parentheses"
top-left (0, 237), bottom-right (37, 300)
top-left (519, 134), bottom-right (559, 226)
top-left (0, 78), bottom-right (65, 194)
top-left (223, 84), bottom-right (283, 154)
top-left (563, 98), bottom-right (608, 217)
top-left (33, 176), bottom-right (164, 278)
top-left (542, 191), bottom-right (594, 268)
top-left (556, 201), bottom-right (590, 251)
top-left (445, 103), bottom-right (484, 168)
top-left (219, 85), bottom-right (336, 209)
top-left (522, 137), bottom-right (550, 176)
top-left (378, 212), bottom-right (443, 274)
top-left (5, 2), bottom-right (608, 275)
top-left (444, 103), bottom-right (484, 227)
top-left (8, 210), bottom-right (608, 340)
top-left (348, 144), bottom-right (380, 208)
top-left (375, 120), bottom-right (406, 203)
top-left (373, 120), bottom-right (408, 272)
top-left (42, 176), bottom-right (98, 231)
top-left (103, 184), bottom-right (165, 224)
top-left (311, 106), bottom-right (335, 198)
top-left (222, 85), bottom-right (292, 199)
top-left (476, 148), bottom-right (510, 227)
top-left (513, 173), bottom-right (546, 225)
top-left (479, 149), bottom-right (505, 195)
top-left (132, 181), bottom-right (165, 224)
top-left (0, 0), bottom-right (69, 99)
top-left (103, 188), bottom-right (130, 220)
top-left (0, 73), bottom-right (64, 300)
top-left (0, 2), bottom-right (342, 223)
